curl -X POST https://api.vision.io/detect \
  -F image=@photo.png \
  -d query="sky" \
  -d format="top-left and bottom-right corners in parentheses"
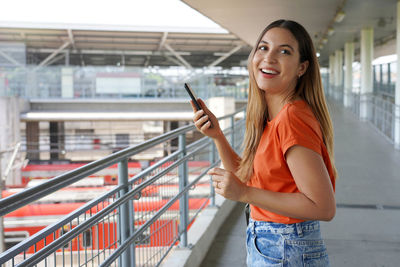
top-left (0, 0), bottom-right (227, 33)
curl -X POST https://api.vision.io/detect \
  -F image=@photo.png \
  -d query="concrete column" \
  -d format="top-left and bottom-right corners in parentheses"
top-left (395, 0), bottom-right (400, 149)
top-left (344, 42), bottom-right (354, 107)
top-left (360, 27), bottom-right (374, 121)
top-left (329, 54), bottom-right (335, 96)
top-left (61, 67), bottom-right (74, 98)
top-left (0, 97), bottom-right (22, 185)
top-left (49, 121), bottom-right (65, 161)
top-left (335, 50), bottom-right (343, 100)
top-left (26, 121), bottom-right (40, 161)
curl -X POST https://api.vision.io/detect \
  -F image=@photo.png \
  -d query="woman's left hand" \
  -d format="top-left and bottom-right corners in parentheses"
top-left (207, 167), bottom-right (247, 202)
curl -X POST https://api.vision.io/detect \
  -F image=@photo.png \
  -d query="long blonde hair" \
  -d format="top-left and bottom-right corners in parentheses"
top-left (237, 19), bottom-right (337, 182)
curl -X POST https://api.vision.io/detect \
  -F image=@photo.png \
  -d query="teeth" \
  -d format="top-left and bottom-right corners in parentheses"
top-left (261, 69), bottom-right (278, 74)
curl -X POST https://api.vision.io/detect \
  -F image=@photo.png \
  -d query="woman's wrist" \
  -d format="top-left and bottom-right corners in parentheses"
top-left (211, 129), bottom-right (225, 141)
top-left (239, 184), bottom-right (250, 203)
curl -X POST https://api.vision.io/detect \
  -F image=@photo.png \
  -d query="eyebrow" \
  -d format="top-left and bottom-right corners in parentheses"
top-left (259, 40), bottom-right (295, 52)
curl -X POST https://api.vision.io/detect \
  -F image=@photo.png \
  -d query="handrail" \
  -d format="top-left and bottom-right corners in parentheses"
top-left (0, 106), bottom-right (245, 217)
top-left (0, 135), bottom-right (218, 264)
top-left (0, 104), bottom-right (247, 267)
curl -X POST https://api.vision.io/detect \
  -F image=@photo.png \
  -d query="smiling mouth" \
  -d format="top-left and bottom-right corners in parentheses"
top-left (261, 69), bottom-right (279, 75)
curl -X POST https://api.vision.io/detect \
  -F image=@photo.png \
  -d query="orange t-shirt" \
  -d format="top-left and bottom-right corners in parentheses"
top-left (248, 100), bottom-right (336, 224)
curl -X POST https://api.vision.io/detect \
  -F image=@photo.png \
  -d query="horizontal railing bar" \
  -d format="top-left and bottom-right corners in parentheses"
top-left (99, 159), bottom-right (221, 267)
top-left (128, 149), bottom-right (182, 186)
top-left (0, 106), bottom-right (245, 266)
top-left (10, 186), bottom-right (139, 266)
top-left (0, 126), bottom-right (193, 217)
top-left (1, 140), bottom-right (213, 264)
top-left (0, 107), bottom-right (245, 217)
top-left (0, 183), bottom-right (126, 263)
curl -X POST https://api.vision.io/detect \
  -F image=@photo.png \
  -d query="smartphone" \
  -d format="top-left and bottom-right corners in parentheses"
top-left (184, 83), bottom-right (212, 128)
top-left (184, 83), bottom-right (202, 111)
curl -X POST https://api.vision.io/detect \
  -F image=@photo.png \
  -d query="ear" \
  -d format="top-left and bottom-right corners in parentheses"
top-left (298, 60), bottom-right (309, 77)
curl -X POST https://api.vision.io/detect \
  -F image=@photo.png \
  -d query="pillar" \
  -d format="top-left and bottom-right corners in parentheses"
top-left (329, 54), bottom-right (335, 96)
top-left (395, 0), bottom-right (400, 149)
top-left (335, 50), bottom-right (343, 101)
top-left (344, 42), bottom-right (354, 108)
top-left (61, 67), bottom-right (74, 98)
top-left (49, 121), bottom-right (65, 161)
top-left (360, 27), bottom-right (374, 121)
top-left (26, 121), bottom-right (40, 161)
top-left (0, 97), bottom-right (21, 186)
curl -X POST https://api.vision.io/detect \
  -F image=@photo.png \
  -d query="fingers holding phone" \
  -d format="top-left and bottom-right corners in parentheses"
top-left (185, 83), bottom-right (221, 139)
top-left (191, 99), bottom-right (221, 138)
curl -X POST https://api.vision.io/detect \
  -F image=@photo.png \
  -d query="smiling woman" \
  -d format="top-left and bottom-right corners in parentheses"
top-left (192, 19), bottom-right (336, 267)
top-left (252, 27), bottom-right (309, 106)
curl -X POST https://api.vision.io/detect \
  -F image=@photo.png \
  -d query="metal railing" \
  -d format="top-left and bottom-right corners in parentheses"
top-left (0, 107), bottom-right (246, 267)
top-left (329, 84), bottom-right (398, 145)
top-left (369, 94), bottom-right (396, 143)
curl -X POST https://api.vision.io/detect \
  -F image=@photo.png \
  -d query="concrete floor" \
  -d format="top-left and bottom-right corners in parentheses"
top-left (200, 100), bottom-right (400, 267)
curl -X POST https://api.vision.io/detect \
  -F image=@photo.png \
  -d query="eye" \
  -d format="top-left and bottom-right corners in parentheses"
top-left (280, 49), bottom-right (291, 55)
top-left (258, 45), bottom-right (267, 51)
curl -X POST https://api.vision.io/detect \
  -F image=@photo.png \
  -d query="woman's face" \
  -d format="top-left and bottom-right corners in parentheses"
top-left (252, 27), bottom-right (308, 96)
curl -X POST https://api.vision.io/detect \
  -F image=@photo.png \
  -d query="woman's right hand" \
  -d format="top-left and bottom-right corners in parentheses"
top-left (191, 98), bottom-right (223, 139)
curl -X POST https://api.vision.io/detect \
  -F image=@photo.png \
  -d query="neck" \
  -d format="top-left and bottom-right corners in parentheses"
top-left (265, 93), bottom-right (301, 121)
top-left (264, 93), bottom-right (287, 121)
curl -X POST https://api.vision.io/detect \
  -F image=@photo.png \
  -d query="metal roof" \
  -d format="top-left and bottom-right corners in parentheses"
top-left (0, 24), bottom-right (252, 68)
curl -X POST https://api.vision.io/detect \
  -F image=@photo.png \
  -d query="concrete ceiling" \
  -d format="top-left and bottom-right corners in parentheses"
top-left (182, 0), bottom-right (398, 66)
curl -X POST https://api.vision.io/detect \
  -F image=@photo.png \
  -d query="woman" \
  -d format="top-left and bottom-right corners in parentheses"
top-left (191, 19), bottom-right (336, 266)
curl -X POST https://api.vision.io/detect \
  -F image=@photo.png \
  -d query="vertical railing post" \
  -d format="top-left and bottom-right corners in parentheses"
top-left (178, 134), bottom-right (189, 247)
top-left (129, 193), bottom-right (135, 265)
top-left (209, 142), bottom-right (216, 207)
top-left (118, 159), bottom-right (132, 267)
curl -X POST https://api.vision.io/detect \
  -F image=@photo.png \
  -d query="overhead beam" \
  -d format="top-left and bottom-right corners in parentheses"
top-left (0, 50), bottom-right (23, 67)
top-left (209, 45), bottom-right (243, 67)
top-left (164, 54), bottom-right (185, 67)
top-left (67, 29), bottom-right (76, 50)
top-left (45, 54), bottom-right (65, 66)
top-left (144, 56), bottom-right (151, 67)
top-left (36, 41), bottom-right (70, 68)
top-left (163, 43), bottom-right (192, 69)
top-left (158, 32), bottom-right (168, 51)
top-left (28, 48), bottom-right (191, 56)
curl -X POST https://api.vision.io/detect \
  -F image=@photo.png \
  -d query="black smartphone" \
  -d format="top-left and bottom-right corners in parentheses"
top-left (184, 83), bottom-right (201, 111)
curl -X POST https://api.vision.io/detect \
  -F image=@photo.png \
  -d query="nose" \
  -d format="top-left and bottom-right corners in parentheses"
top-left (263, 51), bottom-right (277, 63)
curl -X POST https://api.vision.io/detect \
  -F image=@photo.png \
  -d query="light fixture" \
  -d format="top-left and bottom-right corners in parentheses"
top-left (322, 37), bottom-right (328, 44)
top-left (334, 11), bottom-right (345, 23)
top-left (327, 27), bottom-right (335, 36)
top-left (316, 52), bottom-right (321, 58)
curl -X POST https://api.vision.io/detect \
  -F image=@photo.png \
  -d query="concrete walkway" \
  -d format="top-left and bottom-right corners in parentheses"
top-left (200, 100), bottom-right (400, 267)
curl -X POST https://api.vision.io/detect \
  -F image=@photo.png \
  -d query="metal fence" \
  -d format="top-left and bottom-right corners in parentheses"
top-left (329, 84), bottom-right (398, 144)
top-left (0, 107), bottom-right (246, 267)
top-left (369, 94), bottom-right (396, 143)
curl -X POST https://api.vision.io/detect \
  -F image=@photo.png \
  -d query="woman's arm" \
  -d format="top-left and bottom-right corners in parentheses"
top-left (191, 99), bottom-right (241, 173)
top-left (208, 145), bottom-right (336, 221)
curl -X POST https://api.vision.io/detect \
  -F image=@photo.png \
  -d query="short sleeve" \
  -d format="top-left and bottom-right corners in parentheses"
top-left (277, 105), bottom-right (323, 157)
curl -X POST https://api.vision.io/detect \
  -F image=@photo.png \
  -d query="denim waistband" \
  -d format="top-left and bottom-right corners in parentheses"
top-left (248, 218), bottom-right (320, 236)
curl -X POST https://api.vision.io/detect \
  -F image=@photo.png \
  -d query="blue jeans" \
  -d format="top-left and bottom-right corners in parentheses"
top-left (246, 219), bottom-right (330, 267)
